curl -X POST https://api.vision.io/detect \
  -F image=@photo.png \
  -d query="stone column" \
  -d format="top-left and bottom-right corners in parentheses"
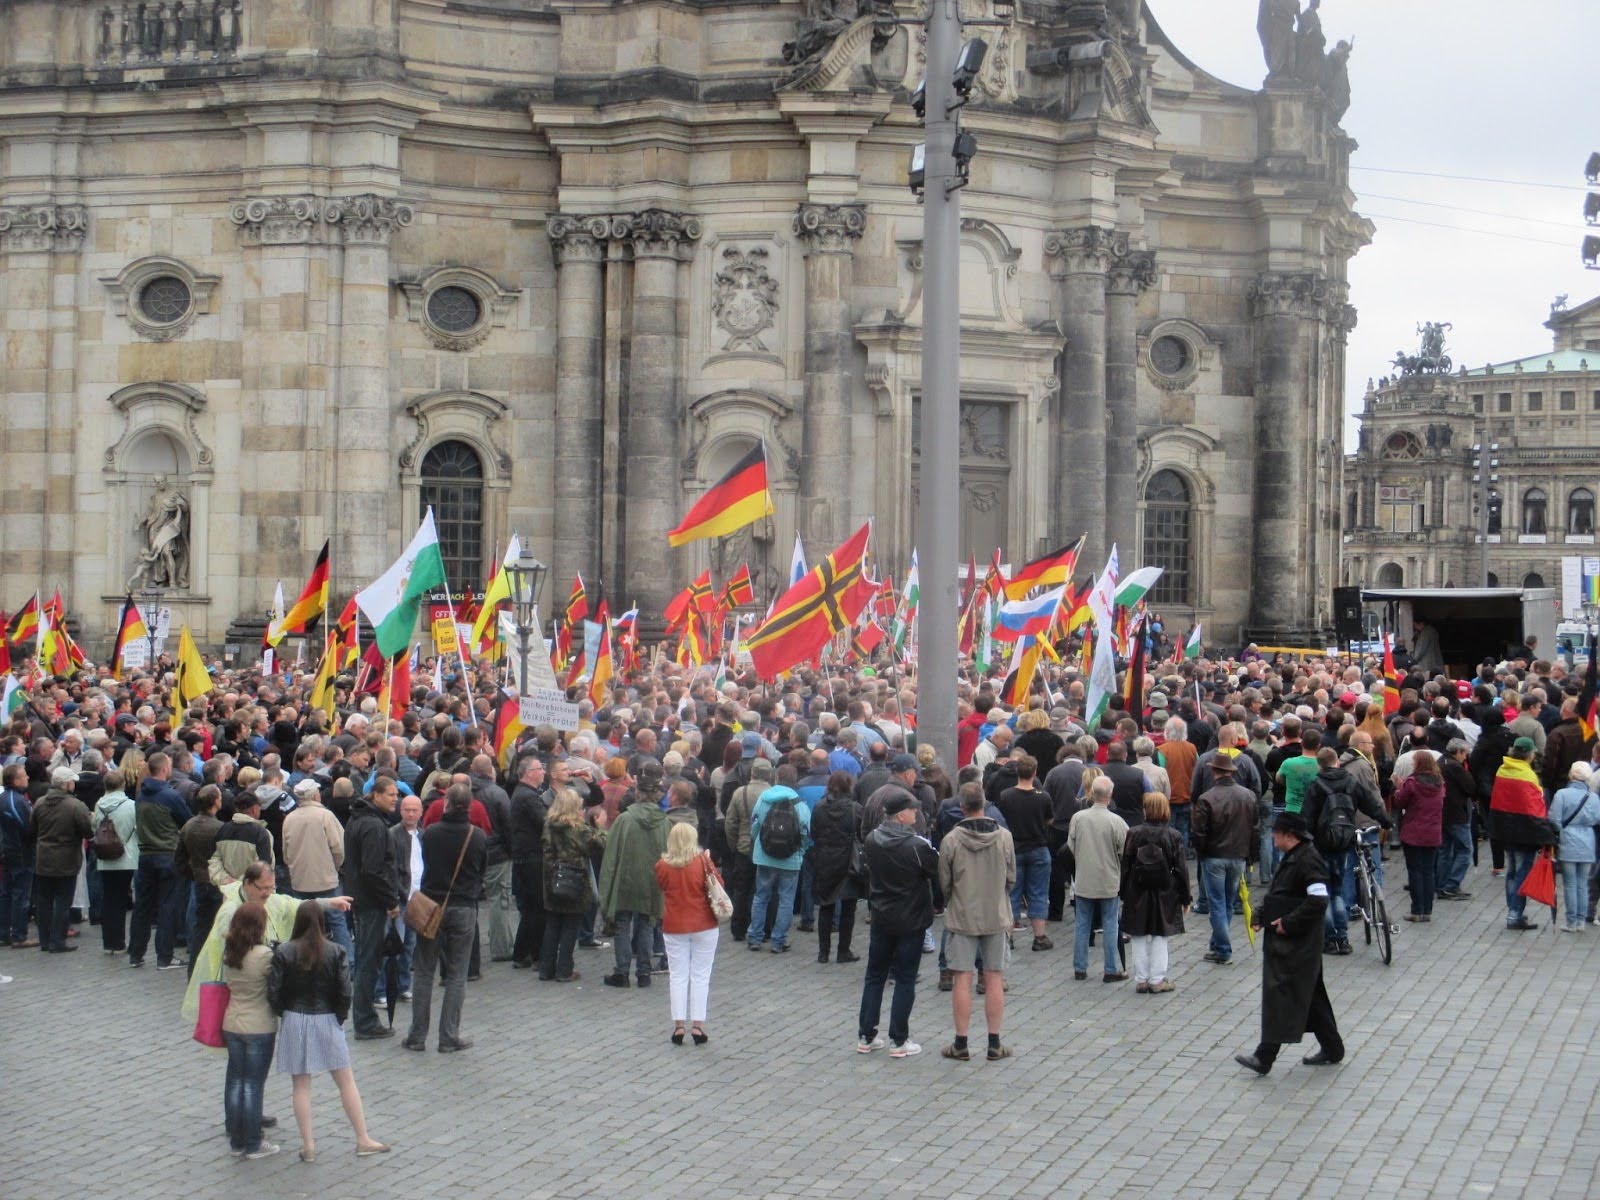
top-left (794, 202), bottom-right (865, 551)
top-left (622, 209), bottom-right (700, 616)
top-left (1105, 248), bottom-right (1156, 566)
top-left (547, 215), bottom-right (608, 597)
top-left (1247, 271), bottom-right (1327, 637)
top-left (326, 194), bottom-right (413, 586)
top-left (1046, 227), bottom-right (1115, 558)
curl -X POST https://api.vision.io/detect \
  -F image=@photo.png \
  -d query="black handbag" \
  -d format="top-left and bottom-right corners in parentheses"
top-left (549, 860), bottom-right (588, 904)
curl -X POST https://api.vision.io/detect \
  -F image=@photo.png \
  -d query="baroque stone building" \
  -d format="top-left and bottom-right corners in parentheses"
top-left (0, 0), bottom-right (1368, 649)
top-left (1344, 298), bottom-right (1600, 591)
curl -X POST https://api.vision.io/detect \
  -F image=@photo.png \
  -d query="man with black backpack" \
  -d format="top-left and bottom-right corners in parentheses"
top-left (1300, 747), bottom-right (1391, 955)
top-left (746, 766), bottom-right (811, 954)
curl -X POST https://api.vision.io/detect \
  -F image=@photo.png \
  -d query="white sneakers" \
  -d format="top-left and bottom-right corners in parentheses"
top-left (240, 1142), bottom-right (281, 1160)
top-left (889, 1040), bottom-right (922, 1059)
top-left (857, 1034), bottom-right (887, 1053)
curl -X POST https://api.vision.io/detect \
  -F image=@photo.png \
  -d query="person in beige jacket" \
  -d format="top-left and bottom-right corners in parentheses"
top-left (1066, 776), bottom-right (1130, 982)
top-left (280, 778), bottom-right (353, 959)
top-left (936, 782), bottom-right (1016, 1061)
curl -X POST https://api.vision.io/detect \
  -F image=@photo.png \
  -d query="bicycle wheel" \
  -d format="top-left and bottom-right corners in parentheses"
top-left (1371, 887), bottom-right (1393, 965)
top-left (1357, 865), bottom-right (1373, 945)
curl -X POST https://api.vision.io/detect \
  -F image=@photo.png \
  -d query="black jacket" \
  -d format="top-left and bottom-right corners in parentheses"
top-left (508, 783), bottom-right (549, 862)
top-left (863, 820), bottom-right (938, 937)
top-left (471, 776), bottom-right (513, 865)
top-left (389, 821), bottom-right (420, 898)
top-left (1440, 757), bottom-right (1478, 827)
top-left (1301, 766), bottom-right (1390, 853)
top-left (1192, 782), bottom-right (1257, 861)
top-left (418, 813), bottom-right (488, 908)
top-left (341, 799), bottom-right (400, 912)
top-left (1103, 761), bottom-right (1148, 828)
top-left (1256, 839), bottom-right (1330, 1044)
top-left (810, 793), bottom-right (864, 907)
top-left (268, 940), bottom-right (352, 1024)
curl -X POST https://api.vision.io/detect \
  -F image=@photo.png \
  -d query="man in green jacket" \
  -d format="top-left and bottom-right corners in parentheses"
top-left (597, 794), bottom-right (667, 988)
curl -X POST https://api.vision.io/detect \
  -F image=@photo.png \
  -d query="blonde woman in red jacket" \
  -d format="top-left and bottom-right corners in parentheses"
top-left (654, 822), bottom-right (721, 1046)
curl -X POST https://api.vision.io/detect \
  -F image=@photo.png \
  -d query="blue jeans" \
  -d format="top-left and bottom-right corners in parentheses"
top-left (1073, 896), bottom-right (1121, 974)
top-left (1201, 858), bottom-right (1243, 959)
top-left (1504, 847), bottom-right (1537, 924)
top-left (612, 910), bottom-right (656, 978)
top-left (223, 1031), bottom-right (276, 1153)
top-left (1010, 846), bottom-right (1052, 924)
top-left (1560, 861), bottom-right (1591, 928)
top-left (1, 863), bottom-right (33, 942)
top-left (857, 924), bottom-right (923, 1045)
top-left (1262, 807), bottom-right (1285, 882)
top-left (1170, 804), bottom-right (1193, 857)
top-left (1438, 822), bottom-right (1473, 892)
top-left (128, 855), bottom-right (183, 965)
top-left (748, 866), bottom-right (799, 948)
top-left (1323, 849), bottom-right (1353, 941)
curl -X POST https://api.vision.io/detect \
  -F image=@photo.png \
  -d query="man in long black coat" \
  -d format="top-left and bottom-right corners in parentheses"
top-left (1235, 811), bottom-right (1345, 1075)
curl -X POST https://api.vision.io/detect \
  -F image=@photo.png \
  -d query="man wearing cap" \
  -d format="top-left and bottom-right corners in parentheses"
top-left (1488, 736), bottom-right (1559, 930)
top-left (1235, 810), bottom-right (1344, 1076)
top-left (281, 776), bottom-right (354, 960)
top-left (863, 753), bottom-right (936, 837)
top-left (857, 789), bottom-right (939, 1058)
top-left (1191, 752), bottom-right (1255, 965)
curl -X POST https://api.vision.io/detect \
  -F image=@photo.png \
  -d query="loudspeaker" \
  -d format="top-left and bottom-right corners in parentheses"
top-left (1333, 586), bottom-right (1364, 642)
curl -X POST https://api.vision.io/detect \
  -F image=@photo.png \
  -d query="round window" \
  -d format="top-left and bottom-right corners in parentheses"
top-left (138, 276), bottom-right (192, 325)
top-left (427, 286), bottom-right (483, 334)
top-left (1150, 335), bottom-right (1191, 378)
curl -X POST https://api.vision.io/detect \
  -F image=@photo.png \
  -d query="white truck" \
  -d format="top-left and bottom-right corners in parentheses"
top-left (1360, 587), bottom-right (1559, 675)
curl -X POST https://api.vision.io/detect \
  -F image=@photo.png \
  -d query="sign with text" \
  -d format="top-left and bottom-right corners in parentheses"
top-left (430, 617), bottom-right (458, 655)
top-left (520, 690), bottom-right (579, 731)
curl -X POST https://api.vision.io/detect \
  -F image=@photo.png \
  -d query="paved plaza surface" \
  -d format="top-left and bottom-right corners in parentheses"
top-left (5, 856), bottom-right (1599, 1200)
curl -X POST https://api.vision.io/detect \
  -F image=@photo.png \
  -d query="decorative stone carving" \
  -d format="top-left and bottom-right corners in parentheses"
top-left (794, 203), bottom-right (866, 255)
top-left (619, 208), bottom-right (702, 260)
top-left (783, 0), bottom-right (896, 67)
top-left (400, 391), bottom-right (512, 476)
top-left (104, 381), bottom-right (214, 470)
top-left (1247, 271), bottom-right (1330, 319)
top-left (1141, 318), bottom-right (1217, 393)
top-left (1045, 226), bottom-right (1124, 277)
top-left (547, 214), bottom-right (612, 263)
top-left (229, 195), bottom-right (326, 246)
top-left (0, 204), bottom-right (88, 254)
top-left (1106, 249), bottom-right (1157, 297)
top-left (101, 255), bottom-right (220, 341)
top-left (399, 265), bottom-right (521, 353)
top-left (325, 194), bottom-right (415, 246)
top-left (128, 473), bottom-right (191, 590)
top-left (712, 248), bottom-right (780, 352)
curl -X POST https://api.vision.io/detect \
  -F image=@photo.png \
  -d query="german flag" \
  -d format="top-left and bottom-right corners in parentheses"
top-left (565, 574), bottom-right (588, 627)
top-left (268, 541), bottom-right (331, 646)
top-left (589, 601), bottom-right (614, 706)
top-left (110, 595), bottom-right (149, 681)
top-left (8, 593), bottom-right (39, 652)
top-left (494, 695), bottom-right (528, 771)
top-left (746, 522), bottom-right (875, 680)
top-left (721, 563), bottom-right (755, 609)
top-left (667, 442), bottom-right (773, 548)
top-left (1003, 537), bottom-right (1082, 601)
top-left (1122, 612), bottom-right (1146, 715)
top-left (1002, 634), bottom-right (1045, 709)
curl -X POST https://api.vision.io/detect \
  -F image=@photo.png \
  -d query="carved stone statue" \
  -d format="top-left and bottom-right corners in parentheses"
top-left (782, 0), bottom-right (895, 67)
top-left (1552, 293), bottom-right (1570, 316)
top-left (129, 473), bottom-right (191, 589)
top-left (1295, 0), bottom-right (1325, 69)
top-left (1257, 0), bottom-right (1299, 78)
top-left (1324, 39), bottom-right (1352, 118)
top-left (1392, 321), bottom-right (1453, 377)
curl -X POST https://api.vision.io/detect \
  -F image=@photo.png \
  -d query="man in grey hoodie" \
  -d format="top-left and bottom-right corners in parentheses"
top-left (937, 783), bottom-right (1016, 1061)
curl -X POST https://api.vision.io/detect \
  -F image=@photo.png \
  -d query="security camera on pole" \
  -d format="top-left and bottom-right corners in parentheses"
top-left (908, 0), bottom-right (1004, 767)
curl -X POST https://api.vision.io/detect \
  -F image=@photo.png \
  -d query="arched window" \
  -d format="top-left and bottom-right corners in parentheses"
top-left (1523, 572), bottom-right (1546, 589)
top-left (1569, 487), bottom-right (1595, 535)
top-left (1486, 571), bottom-right (1500, 587)
top-left (420, 440), bottom-right (484, 589)
top-left (1142, 470), bottom-right (1192, 606)
top-left (1522, 488), bottom-right (1547, 535)
top-left (1376, 562), bottom-right (1404, 587)
top-left (1345, 492), bottom-right (1358, 531)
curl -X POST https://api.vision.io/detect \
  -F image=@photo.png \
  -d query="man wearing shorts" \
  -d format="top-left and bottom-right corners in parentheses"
top-left (936, 782), bottom-right (1016, 1061)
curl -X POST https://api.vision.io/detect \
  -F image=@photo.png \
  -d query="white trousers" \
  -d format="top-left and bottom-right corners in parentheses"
top-left (663, 927), bottom-right (719, 1022)
top-left (1128, 935), bottom-right (1169, 984)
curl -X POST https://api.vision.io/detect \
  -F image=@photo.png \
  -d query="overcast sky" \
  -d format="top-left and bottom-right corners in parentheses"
top-left (1151, 0), bottom-right (1598, 443)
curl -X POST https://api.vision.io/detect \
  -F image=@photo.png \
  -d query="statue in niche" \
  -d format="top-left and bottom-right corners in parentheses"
top-left (128, 473), bottom-right (191, 589)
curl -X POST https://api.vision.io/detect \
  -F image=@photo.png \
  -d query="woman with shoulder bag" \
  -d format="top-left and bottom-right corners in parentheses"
top-left (267, 900), bottom-right (390, 1162)
top-left (1118, 792), bottom-right (1190, 995)
top-left (540, 789), bottom-right (605, 982)
top-left (91, 767), bottom-right (139, 954)
top-left (221, 902), bottom-right (279, 1159)
top-left (654, 821), bottom-right (722, 1045)
top-left (809, 771), bottom-right (865, 964)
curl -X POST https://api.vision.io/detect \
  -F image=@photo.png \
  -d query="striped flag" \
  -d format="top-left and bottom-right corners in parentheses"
top-left (668, 442), bottom-right (774, 547)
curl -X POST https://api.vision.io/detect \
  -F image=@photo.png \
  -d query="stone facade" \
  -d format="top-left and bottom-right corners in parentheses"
top-left (1343, 298), bottom-right (1600, 591)
top-left (0, 0), bottom-right (1368, 649)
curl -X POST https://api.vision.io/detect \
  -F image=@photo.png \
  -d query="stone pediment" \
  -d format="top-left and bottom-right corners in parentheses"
top-left (779, 11), bottom-right (902, 94)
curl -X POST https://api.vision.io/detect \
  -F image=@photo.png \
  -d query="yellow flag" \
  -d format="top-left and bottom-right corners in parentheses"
top-left (308, 633), bottom-right (338, 719)
top-left (171, 625), bottom-right (213, 715)
top-left (470, 563), bottom-right (511, 650)
top-left (1240, 877), bottom-right (1256, 949)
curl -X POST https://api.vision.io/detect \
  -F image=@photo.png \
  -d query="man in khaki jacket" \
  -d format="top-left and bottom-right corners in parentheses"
top-left (937, 782), bottom-right (1016, 1062)
top-left (1067, 776), bottom-right (1130, 982)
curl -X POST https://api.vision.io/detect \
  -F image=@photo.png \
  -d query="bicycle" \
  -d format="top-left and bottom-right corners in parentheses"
top-left (1350, 828), bottom-right (1395, 965)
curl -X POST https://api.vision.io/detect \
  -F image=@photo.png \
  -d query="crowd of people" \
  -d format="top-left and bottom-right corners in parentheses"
top-left (2, 627), bottom-right (1597, 1147)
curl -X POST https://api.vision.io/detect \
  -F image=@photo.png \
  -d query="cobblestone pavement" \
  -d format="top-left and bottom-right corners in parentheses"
top-left (4, 855), bottom-right (1599, 1200)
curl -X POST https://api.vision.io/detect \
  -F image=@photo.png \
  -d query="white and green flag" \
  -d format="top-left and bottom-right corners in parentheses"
top-left (891, 549), bottom-right (920, 653)
top-left (2, 675), bottom-right (24, 720)
top-left (1183, 624), bottom-right (1203, 660)
top-left (1113, 565), bottom-right (1163, 610)
top-left (356, 509), bottom-right (448, 658)
top-left (1085, 620), bottom-right (1118, 727)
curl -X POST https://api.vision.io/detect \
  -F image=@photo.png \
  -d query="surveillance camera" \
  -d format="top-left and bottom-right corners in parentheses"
top-left (911, 79), bottom-right (926, 119)
top-left (908, 142), bottom-right (927, 196)
top-left (952, 38), bottom-right (989, 99)
top-left (1587, 151), bottom-right (1600, 184)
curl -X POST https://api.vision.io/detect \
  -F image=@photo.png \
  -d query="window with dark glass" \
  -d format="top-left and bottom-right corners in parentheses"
top-left (138, 276), bottom-right (192, 324)
top-left (1522, 488), bottom-right (1547, 535)
top-left (1523, 572), bottom-right (1546, 589)
top-left (1143, 470), bottom-right (1191, 606)
top-left (1527, 392), bottom-right (1543, 412)
top-left (1560, 391), bottom-right (1577, 411)
top-left (1486, 493), bottom-right (1502, 534)
top-left (1486, 571), bottom-right (1499, 586)
top-left (426, 286), bottom-right (483, 334)
top-left (1569, 487), bottom-right (1595, 535)
top-left (419, 440), bottom-right (484, 589)
top-left (1498, 393), bottom-right (1512, 412)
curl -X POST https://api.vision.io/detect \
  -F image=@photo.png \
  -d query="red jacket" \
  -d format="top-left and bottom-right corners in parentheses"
top-left (422, 796), bottom-right (492, 834)
top-left (957, 711), bottom-right (986, 768)
top-left (655, 853), bottom-right (719, 935)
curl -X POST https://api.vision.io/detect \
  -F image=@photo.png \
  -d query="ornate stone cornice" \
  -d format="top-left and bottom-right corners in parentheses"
top-left (619, 208), bottom-right (703, 261)
top-left (547, 214), bottom-right (612, 265)
top-left (1248, 271), bottom-right (1331, 319)
top-left (793, 202), bottom-right (866, 255)
top-left (325, 194), bottom-right (415, 246)
top-left (1106, 248), bottom-right (1157, 297)
top-left (229, 195), bottom-right (326, 246)
top-left (0, 204), bottom-right (87, 254)
top-left (1044, 226), bottom-right (1124, 277)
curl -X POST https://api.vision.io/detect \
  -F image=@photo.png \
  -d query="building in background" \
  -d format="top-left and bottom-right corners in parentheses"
top-left (0, 0), bottom-right (1367, 650)
top-left (1344, 296), bottom-right (1600, 594)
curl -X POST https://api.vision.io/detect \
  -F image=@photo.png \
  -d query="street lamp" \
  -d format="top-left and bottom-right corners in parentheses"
top-left (504, 551), bottom-right (548, 697)
top-left (141, 582), bottom-right (163, 671)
